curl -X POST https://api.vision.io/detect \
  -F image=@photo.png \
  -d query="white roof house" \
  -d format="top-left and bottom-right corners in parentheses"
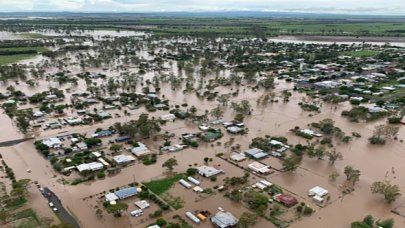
top-left (131, 143), bottom-right (150, 157)
top-left (113, 154), bottom-right (136, 164)
top-left (248, 162), bottom-right (271, 174)
top-left (33, 111), bottom-right (45, 118)
top-left (230, 152), bottom-right (246, 162)
top-left (76, 162), bottom-right (104, 172)
top-left (42, 137), bottom-right (62, 148)
top-left (308, 186), bottom-right (328, 197)
top-left (105, 192), bottom-right (119, 202)
top-left (197, 166), bottom-right (223, 177)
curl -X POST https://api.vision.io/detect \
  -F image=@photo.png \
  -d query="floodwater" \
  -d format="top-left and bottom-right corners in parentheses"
top-left (0, 30), bottom-right (405, 227)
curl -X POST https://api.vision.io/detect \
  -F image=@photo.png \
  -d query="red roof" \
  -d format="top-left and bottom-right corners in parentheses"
top-left (277, 194), bottom-right (298, 206)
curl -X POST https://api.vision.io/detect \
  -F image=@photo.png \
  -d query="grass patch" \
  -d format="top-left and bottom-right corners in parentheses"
top-left (0, 47), bottom-right (48, 65)
top-left (3, 196), bottom-right (27, 210)
top-left (342, 50), bottom-right (379, 57)
top-left (144, 174), bottom-right (184, 195)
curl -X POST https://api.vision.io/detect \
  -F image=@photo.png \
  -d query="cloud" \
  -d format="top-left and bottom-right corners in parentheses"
top-left (0, 0), bottom-right (403, 15)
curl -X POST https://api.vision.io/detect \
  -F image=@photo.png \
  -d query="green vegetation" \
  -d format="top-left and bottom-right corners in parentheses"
top-left (0, 47), bottom-right (48, 65)
top-left (143, 174), bottom-right (184, 195)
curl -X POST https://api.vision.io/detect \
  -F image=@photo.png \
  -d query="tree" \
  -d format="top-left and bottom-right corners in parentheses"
top-left (371, 181), bottom-right (401, 204)
top-left (217, 94), bottom-right (231, 106)
top-left (344, 166), bottom-right (361, 186)
top-left (109, 144), bottom-right (123, 154)
top-left (231, 100), bottom-right (251, 115)
top-left (282, 90), bottom-right (292, 102)
top-left (326, 149), bottom-right (343, 165)
top-left (369, 125), bottom-right (399, 145)
top-left (308, 147), bottom-right (325, 160)
top-left (237, 212), bottom-right (258, 228)
top-left (282, 154), bottom-right (302, 171)
top-left (162, 158), bottom-right (178, 171)
top-left (0, 210), bottom-right (9, 223)
top-left (15, 113), bottom-right (30, 134)
top-left (210, 105), bottom-right (224, 120)
top-left (106, 202), bottom-right (128, 217)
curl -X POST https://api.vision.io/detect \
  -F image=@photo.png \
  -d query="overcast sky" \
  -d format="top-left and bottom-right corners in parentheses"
top-left (0, 0), bottom-right (404, 15)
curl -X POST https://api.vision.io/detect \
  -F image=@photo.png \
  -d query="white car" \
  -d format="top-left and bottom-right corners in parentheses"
top-left (49, 202), bottom-right (54, 207)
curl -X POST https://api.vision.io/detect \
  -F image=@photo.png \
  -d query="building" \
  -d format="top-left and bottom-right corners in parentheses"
top-left (113, 154), bottom-right (135, 165)
top-left (131, 142), bottom-right (150, 157)
top-left (308, 186), bottom-right (328, 197)
top-left (114, 187), bottom-right (138, 200)
top-left (42, 137), bottom-right (62, 148)
top-left (97, 111), bottom-right (111, 119)
top-left (230, 152), bottom-right (246, 162)
top-left (244, 148), bottom-right (268, 160)
top-left (248, 162), bottom-right (271, 174)
top-left (76, 142), bottom-right (88, 151)
top-left (134, 200), bottom-right (150, 209)
top-left (197, 166), bottom-right (223, 177)
top-left (276, 194), bottom-right (298, 207)
top-left (76, 162), bottom-right (104, 173)
top-left (226, 126), bottom-right (244, 134)
top-left (211, 211), bottom-right (238, 228)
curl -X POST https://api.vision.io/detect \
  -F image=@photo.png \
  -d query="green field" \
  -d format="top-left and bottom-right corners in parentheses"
top-left (143, 174), bottom-right (184, 195)
top-left (0, 46), bottom-right (48, 65)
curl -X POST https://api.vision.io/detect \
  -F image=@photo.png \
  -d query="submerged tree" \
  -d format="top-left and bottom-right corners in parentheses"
top-left (344, 166), bottom-right (361, 186)
top-left (162, 158), bottom-right (178, 171)
top-left (371, 181), bottom-right (401, 204)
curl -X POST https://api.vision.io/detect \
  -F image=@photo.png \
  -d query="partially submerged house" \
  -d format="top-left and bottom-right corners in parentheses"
top-left (211, 211), bottom-right (238, 228)
top-left (76, 162), bottom-right (104, 173)
top-left (197, 166), bottom-right (223, 177)
top-left (244, 148), bottom-right (268, 160)
top-left (113, 154), bottom-right (136, 165)
top-left (275, 194), bottom-right (298, 207)
top-left (248, 162), bottom-right (271, 174)
top-left (42, 137), bottom-right (62, 149)
top-left (131, 142), bottom-right (150, 157)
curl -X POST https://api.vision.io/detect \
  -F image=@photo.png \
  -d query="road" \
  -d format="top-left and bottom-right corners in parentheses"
top-left (42, 187), bottom-right (81, 228)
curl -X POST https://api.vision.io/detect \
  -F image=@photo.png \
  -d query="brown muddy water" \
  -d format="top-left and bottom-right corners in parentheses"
top-left (0, 32), bottom-right (404, 227)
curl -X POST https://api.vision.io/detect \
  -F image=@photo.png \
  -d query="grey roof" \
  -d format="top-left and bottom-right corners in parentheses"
top-left (211, 211), bottom-right (238, 228)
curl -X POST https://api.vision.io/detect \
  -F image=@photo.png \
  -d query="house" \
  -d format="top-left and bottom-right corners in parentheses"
top-left (76, 142), bottom-right (88, 151)
top-left (248, 162), bottom-right (271, 174)
top-left (226, 126), bottom-right (244, 134)
top-left (105, 192), bottom-right (118, 202)
top-left (65, 116), bottom-right (82, 125)
top-left (160, 114), bottom-right (176, 121)
top-left (76, 162), bottom-right (104, 173)
top-left (211, 211), bottom-right (238, 228)
top-left (33, 111), bottom-right (45, 118)
top-left (253, 180), bottom-right (273, 190)
top-left (300, 129), bottom-right (322, 137)
top-left (197, 166), bottom-right (223, 177)
top-left (93, 130), bottom-right (114, 137)
top-left (92, 151), bottom-right (102, 158)
top-left (244, 148), bottom-right (268, 160)
top-left (368, 106), bottom-right (387, 113)
top-left (308, 186), bottom-right (328, 197)
top-left (113, 154), bottom-right (135, 164)
top-left (230, 152), bottom-right (246, 162)
top-left (42, 137), bottom-right (62, 148)
top-left (114, 187), bottom-right (138, 200)
top-left (275, 194), bottom-right (298, 207)
top-left (200, 131), bottom-right (222, 142)
top-left (131, 142), bottom-right (150, 157)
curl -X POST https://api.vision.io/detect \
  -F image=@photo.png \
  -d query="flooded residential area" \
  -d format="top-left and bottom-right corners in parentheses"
top-left (0, 5), bottom-right (405, 228)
